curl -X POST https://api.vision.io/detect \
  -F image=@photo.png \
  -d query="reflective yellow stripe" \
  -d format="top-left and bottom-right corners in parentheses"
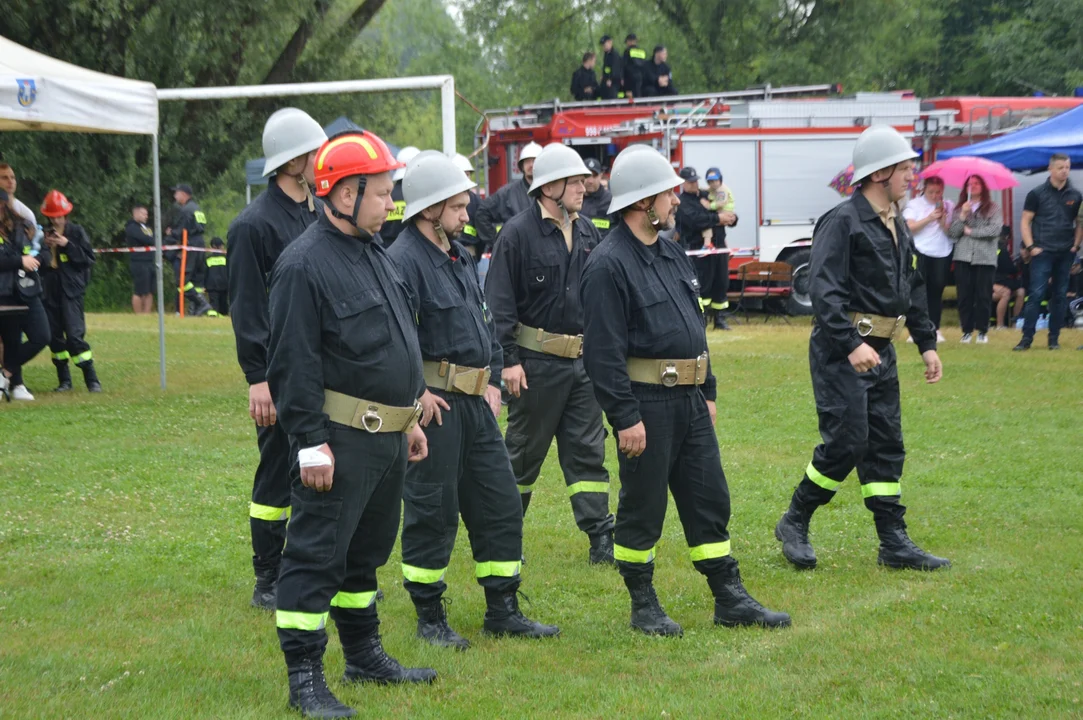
top-left (195, 287), bottom-right (206, 294)
top-left (463, 224), bottom-right (477, 236)
top-left (629, 48), bottom-right (647, 60)
top-left (709, 301), bottom-right (729, 311)
top-left (53, 351), bottom-right (71, 361)
top-left (806, 462), bottom-right (841, 492)
top-left (590, 217), bottom-right (611, 230)
top-left (567, 481), bottom-right (608, 496)
top-left (698, 297), bottom-right (711, 310)
top-left (495, 224), bottom-right (503, 233)
top-left (689, 540), bottom-right (731, 562)
top-left (604, 67), bottom-right (612, 75)
top-left (193, 211), bottom-right (207, 224)
top-left (476, 560), bottom-right (521, 578)
top-left (183, 282), bottom-right (194, 291)
top-left (250, 502), bottom-right (290, 522)
top-left (72, 351), bottom-right (93, 364)
top-left (207, 310), bottom-right (220, 317)
top-left (861, 482), bottom-right (901, 498)
top-left (402, 564), bottom-right (447, 584)
top-left (206, 256), bottom-right (226, 267)
top-left (614, 544), bottom-right (656, 564)
top-left (276, 610), bottom-right (327, 631)
top-left (59, 253), bottom-right (68, 263)
top-left (330, 590), bottom-right (377, 609)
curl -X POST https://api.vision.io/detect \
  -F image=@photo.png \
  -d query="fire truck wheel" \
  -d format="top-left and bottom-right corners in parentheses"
top-left (784, 248), bottom-right (813, 316)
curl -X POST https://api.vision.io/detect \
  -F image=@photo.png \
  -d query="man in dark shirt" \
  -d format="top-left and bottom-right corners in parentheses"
top-left (570, 52), bottom-right (599, 101)
top-left (204, 237), bottom-right (228, 315)
top-left (228, 108), bottom-right (327, 613)
top-left (675, 167), bottom-right (734, 330)
top-left (125, 204), bottom-right (155, 314)
top-left (388, 151), bottom-right (559, 650)
top-left (453, 153), bottom-right (485, 260)
top-left (476, 141), bottom-right (541, 251)
top-left (166, 183), bottom-right (213, 316)
top-left (599, 35), bottom-right (621, 100)
top-left (641, 46), bottom-right (677, 97)
top-left (267, 131), bottom-right (435, 718)
top-left (621, 33), bottom-right (648, 98)
top-left (1014, 154), bottom-right (1082, 351)
top-left (378, 146), bottom-right (419, 248)
top-left (581, 145), bottom-right (790, 636)
top-left (775, 125), bottom-right (948, 573)
top-left (580, 158), bottom-right (616, 232)
top-left (485, 143), bottom-right (615, 565)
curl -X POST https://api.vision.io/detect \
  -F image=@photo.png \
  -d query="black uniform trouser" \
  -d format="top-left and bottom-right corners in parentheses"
top-left (505, 354), bottom-right (614, 536)
top-left (401, 390), bottom-right (523, 603)
top-left (207, 290), bottom-right (229, 315)
top-left (614, 386), bottom-right (732, 581)
top-left (276, 425), bottom-right (406, 659)
top-left (693, 252), bottom-right (730, 312)
top-left (799, 329), bottom-right (906, 522)
top-left (600, 79), bottom-right (619, 100)
top-left (0, 294), bottom-right (48, 386)
top-left (249, 421), bottom-right (293, 579)
top-left (955, 261), bottom-right (995, 335)
top-left (42, 280), bottom-right (90, 363)
top-left (170, 254), bottom-right (208, 311)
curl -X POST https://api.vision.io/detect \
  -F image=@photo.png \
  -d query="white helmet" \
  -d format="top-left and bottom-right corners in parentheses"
top-left (607, 146), bottom-right (682, 214)
top-left (392, 146), bottom-right (421, 182)
top-left (528, 144), bottom-right (591, 194)
top-left (519, 141), bottom-right (544, 169)
top-left (261, 108), bottom-right (327, 177)
top-left (453, 153), bottom-right (475, 174)
top-left (402, 152), bottom-right (477, 222)
top-left (851, 125), bottom-right (918, 184)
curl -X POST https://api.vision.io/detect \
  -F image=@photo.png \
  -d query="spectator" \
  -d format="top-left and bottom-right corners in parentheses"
top-left (125, 203), bottom-right (155, 314)
top-left (0, 188), bottom-right (49, 402)
top-left (948, 174), bottom-right (1001, 344)
top-left (598, 35), bottom-right (621, 100)
top-left (570, 52), bottom-right (599, 101)
top-left (1015, 154), bottom-right (1082, 351)
top-left (992, 230), bottom-right (1025, 330)
top-left (902, 176), bottom-right (952, 342)
top-left (621, 33), bottom-right (647, 98)
top-left (0, 164), bottom-right (41, 249)
top-left (204, 237), bottom-right (229, 316)
top-left (642, 46), bottom-right (677, 97)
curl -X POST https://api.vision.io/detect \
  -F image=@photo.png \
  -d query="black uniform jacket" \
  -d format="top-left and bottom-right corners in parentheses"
top-left (810, 193), bottom-right (937, 358)
top-left (581, 222), bottom-right (717, 432)
top-left (675, 189), bottom-right (721, 249)
top-left (477, 178), bottom-right (531, 249)
top-left (379, 181), bottom-right (408, 247)
top-left (581, 187), bottom-right (617, 232)
top-left (571, 66), bottom-right (599, 100)
top-left (227, 181), bottom-right (321, 385)
top-left (169, 199), bottom-right (205, 244)
top-left (267, 212), bottom-right (424, 448)
top-left (0, 221), bottom-right (29, 299)
top-left (125, 219), bottom-right (154, 264)
top-left (601, 49), bottom-right (622, 88)
top-left (41, 223), bottom-right (95, 298)
top-left (643, 61), bottom-right (677, 95)
top-left (386, 224), bottom-right (502, 386)
top-left (462, 191), bottom-right (483, 253)
top-left (485, 202), bottom-right (603, 368)
top-left (621, 46), bottom-right (648, 91)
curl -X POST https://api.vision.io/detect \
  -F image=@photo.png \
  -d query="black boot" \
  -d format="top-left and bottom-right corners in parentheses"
top-left (341, 630), bottom-right (437, 685)
top-left (775, 495), bottom-right (819, 570)
top-left (709, 558), bottom-right (791, 629)
top-left (482, 588), bottom-right (560, 638)
top-left (713, 312), bottom-right (731, 331)
top-left (875, 518), bottom-right (951, 571)
top-left (702, 307), bottom-right (714, 329)
top-left (625, 576), bottom-right (682, 637)
top-left (414, 598), bottom-right (470, 650)
top-left (287, 652), bottom-right (356, 719)
top-left (53, 360), bottom-right (73, 392)
top-left (77, 360), bottom-right (102, 393)
top-left (588, 530), bottom-right (615, 566)
top-left (251, 562), bottom-right (278, 611)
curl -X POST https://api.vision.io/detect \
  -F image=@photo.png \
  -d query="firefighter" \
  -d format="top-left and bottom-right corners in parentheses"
top-left (775, 125), bottom-right (950, 572)
top-left (453, 153), bottom-right (484, 260)
top-left (39, 190), bottom-right (101, 393)
top-left (641, 46), bottom-right (677, 97)
top-left (379, 146), bottom-right (420, 248)
top-left (486, 143), bottom-right (615, 565)
top-left (267, 130), bottom-right (436, 718)
top-left (580, 145), bottom-right (790, 636)
top-left (580, 158), bottom-right (616, 233)
top-left (621, 33), bottom-right (648, 99)
top-left (598, 35), bottom-right (622, 100)
top-left (704, 167), bottom-right (735, 329)
top-left (675, 168), bottom-right (734, 330)
top-left (204, 238), bottom-right (229, 316)
top-left (389, 151), bottom-right (560, 650)
top-left (227, 107), bottom-right (327, 612)
top-left (476, 141), bottom-right (542, 251)
top-left (570, 51), bottom-right (599, 101)
top-left (167, 183), bottom-right (213, 316)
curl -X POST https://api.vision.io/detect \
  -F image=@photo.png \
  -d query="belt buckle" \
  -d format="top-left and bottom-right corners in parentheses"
top-left (478, 368), bottom-right (492, 395)
top-left (892, 315), bottom-right (905, 339)
top-left (407, 401), bottom-right (423, 432)
top-left (360, 404), bottom-right (383, 434)
top-left (572, 335), bottom-right (584, 358)
top-left (660, 362), bottom-right (680, 388)
top-left (856, 316), bottom-right (874, 337)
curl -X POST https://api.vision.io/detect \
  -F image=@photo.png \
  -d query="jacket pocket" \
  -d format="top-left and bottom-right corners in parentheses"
top-left (631, 283), bottom-right (678, 340)
top-left (331, 290), bottom-right (392, 357)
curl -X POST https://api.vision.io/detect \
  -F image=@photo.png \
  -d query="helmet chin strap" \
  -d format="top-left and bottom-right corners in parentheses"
top-left (645, 194), bottom-right (663, 228)
top-left (328, 177), bottom-right (368, 228)
top-left (429, 202), bottom-right (452, 251)
top-left (542, 179), bottom-right (571, 227)
top-left (280, 168), bottom-right (316, 212)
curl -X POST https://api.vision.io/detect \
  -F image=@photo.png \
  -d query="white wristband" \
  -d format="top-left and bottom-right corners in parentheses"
top-left (298, 446), bottom-right (332, 469)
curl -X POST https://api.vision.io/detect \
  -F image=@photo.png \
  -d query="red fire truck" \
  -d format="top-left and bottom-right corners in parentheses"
top-left (476, 86), bottom-right (1083, 313)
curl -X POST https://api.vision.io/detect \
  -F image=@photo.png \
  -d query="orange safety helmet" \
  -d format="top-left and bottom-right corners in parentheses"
top-left (314, 131), bottom-right (404, 198)
top-left (40, 190), bottom-right (74, 218)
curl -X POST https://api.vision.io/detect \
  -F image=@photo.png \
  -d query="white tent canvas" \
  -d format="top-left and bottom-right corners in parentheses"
top-left (0, 35), bottom-right (158, 134)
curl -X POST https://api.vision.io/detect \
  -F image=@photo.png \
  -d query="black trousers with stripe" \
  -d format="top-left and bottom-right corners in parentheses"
top-left (249, 421), bottom-right (293, 580)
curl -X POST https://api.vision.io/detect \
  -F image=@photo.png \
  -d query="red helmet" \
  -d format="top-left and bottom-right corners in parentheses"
top-left (41, 190), bottom-right (74, 218)
top-left (314, 131), bottom-right (404, 198)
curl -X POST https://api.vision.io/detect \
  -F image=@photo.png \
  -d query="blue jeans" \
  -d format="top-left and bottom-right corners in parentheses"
top-left (1021, 249), bottom-right (1075, 344)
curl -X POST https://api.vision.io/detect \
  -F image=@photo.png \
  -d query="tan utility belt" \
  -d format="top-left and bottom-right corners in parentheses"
top-left (323, 389), bottom-right (422, 434)
top-left (850, 312), bottom-right (906, 341)
top-left (515, 323), bottom-right (583, 359)
top-left (422, 360), bottom-right (492, 396)
top-left (627, 353), bottom-right (709, 387)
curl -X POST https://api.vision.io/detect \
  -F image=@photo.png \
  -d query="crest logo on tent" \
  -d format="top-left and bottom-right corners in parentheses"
top-left (16, 79), bottom-right (37, 108)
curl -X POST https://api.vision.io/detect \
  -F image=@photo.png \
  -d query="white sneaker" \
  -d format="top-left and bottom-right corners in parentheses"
top-left (960, 333), bottom-right (972, 344)
top-left (976, 333), bottom-right (989, 344)
top-left (936, 330), bottom-right (946, 342)
top-left (12, 384), bottom-right (35, 401)
top-left (906, 335), bottom-right (915, 343)
top-left (0, 374), bottom-right (10, 402)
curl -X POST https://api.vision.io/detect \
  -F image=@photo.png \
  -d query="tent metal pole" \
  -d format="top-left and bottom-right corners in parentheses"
top-left (152, 133), bottom-right (167, 390)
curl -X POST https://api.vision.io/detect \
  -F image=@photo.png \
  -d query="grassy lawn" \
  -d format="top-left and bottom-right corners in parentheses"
top-left (1, 313), bottom-right (1080, 719)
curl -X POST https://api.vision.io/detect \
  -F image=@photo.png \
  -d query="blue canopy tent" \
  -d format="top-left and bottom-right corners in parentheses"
top-left (939, 104), bottom-right (1083, 171)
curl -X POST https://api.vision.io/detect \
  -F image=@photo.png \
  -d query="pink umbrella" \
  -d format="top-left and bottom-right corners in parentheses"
top-left (920, 156), bottom-right (1018, 190)
top-left (830, 163), bottom-right (921, 197)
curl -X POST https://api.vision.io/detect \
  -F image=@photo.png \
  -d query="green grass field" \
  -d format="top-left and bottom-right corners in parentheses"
top-left (1, 314), bottom-right (1080, 719)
